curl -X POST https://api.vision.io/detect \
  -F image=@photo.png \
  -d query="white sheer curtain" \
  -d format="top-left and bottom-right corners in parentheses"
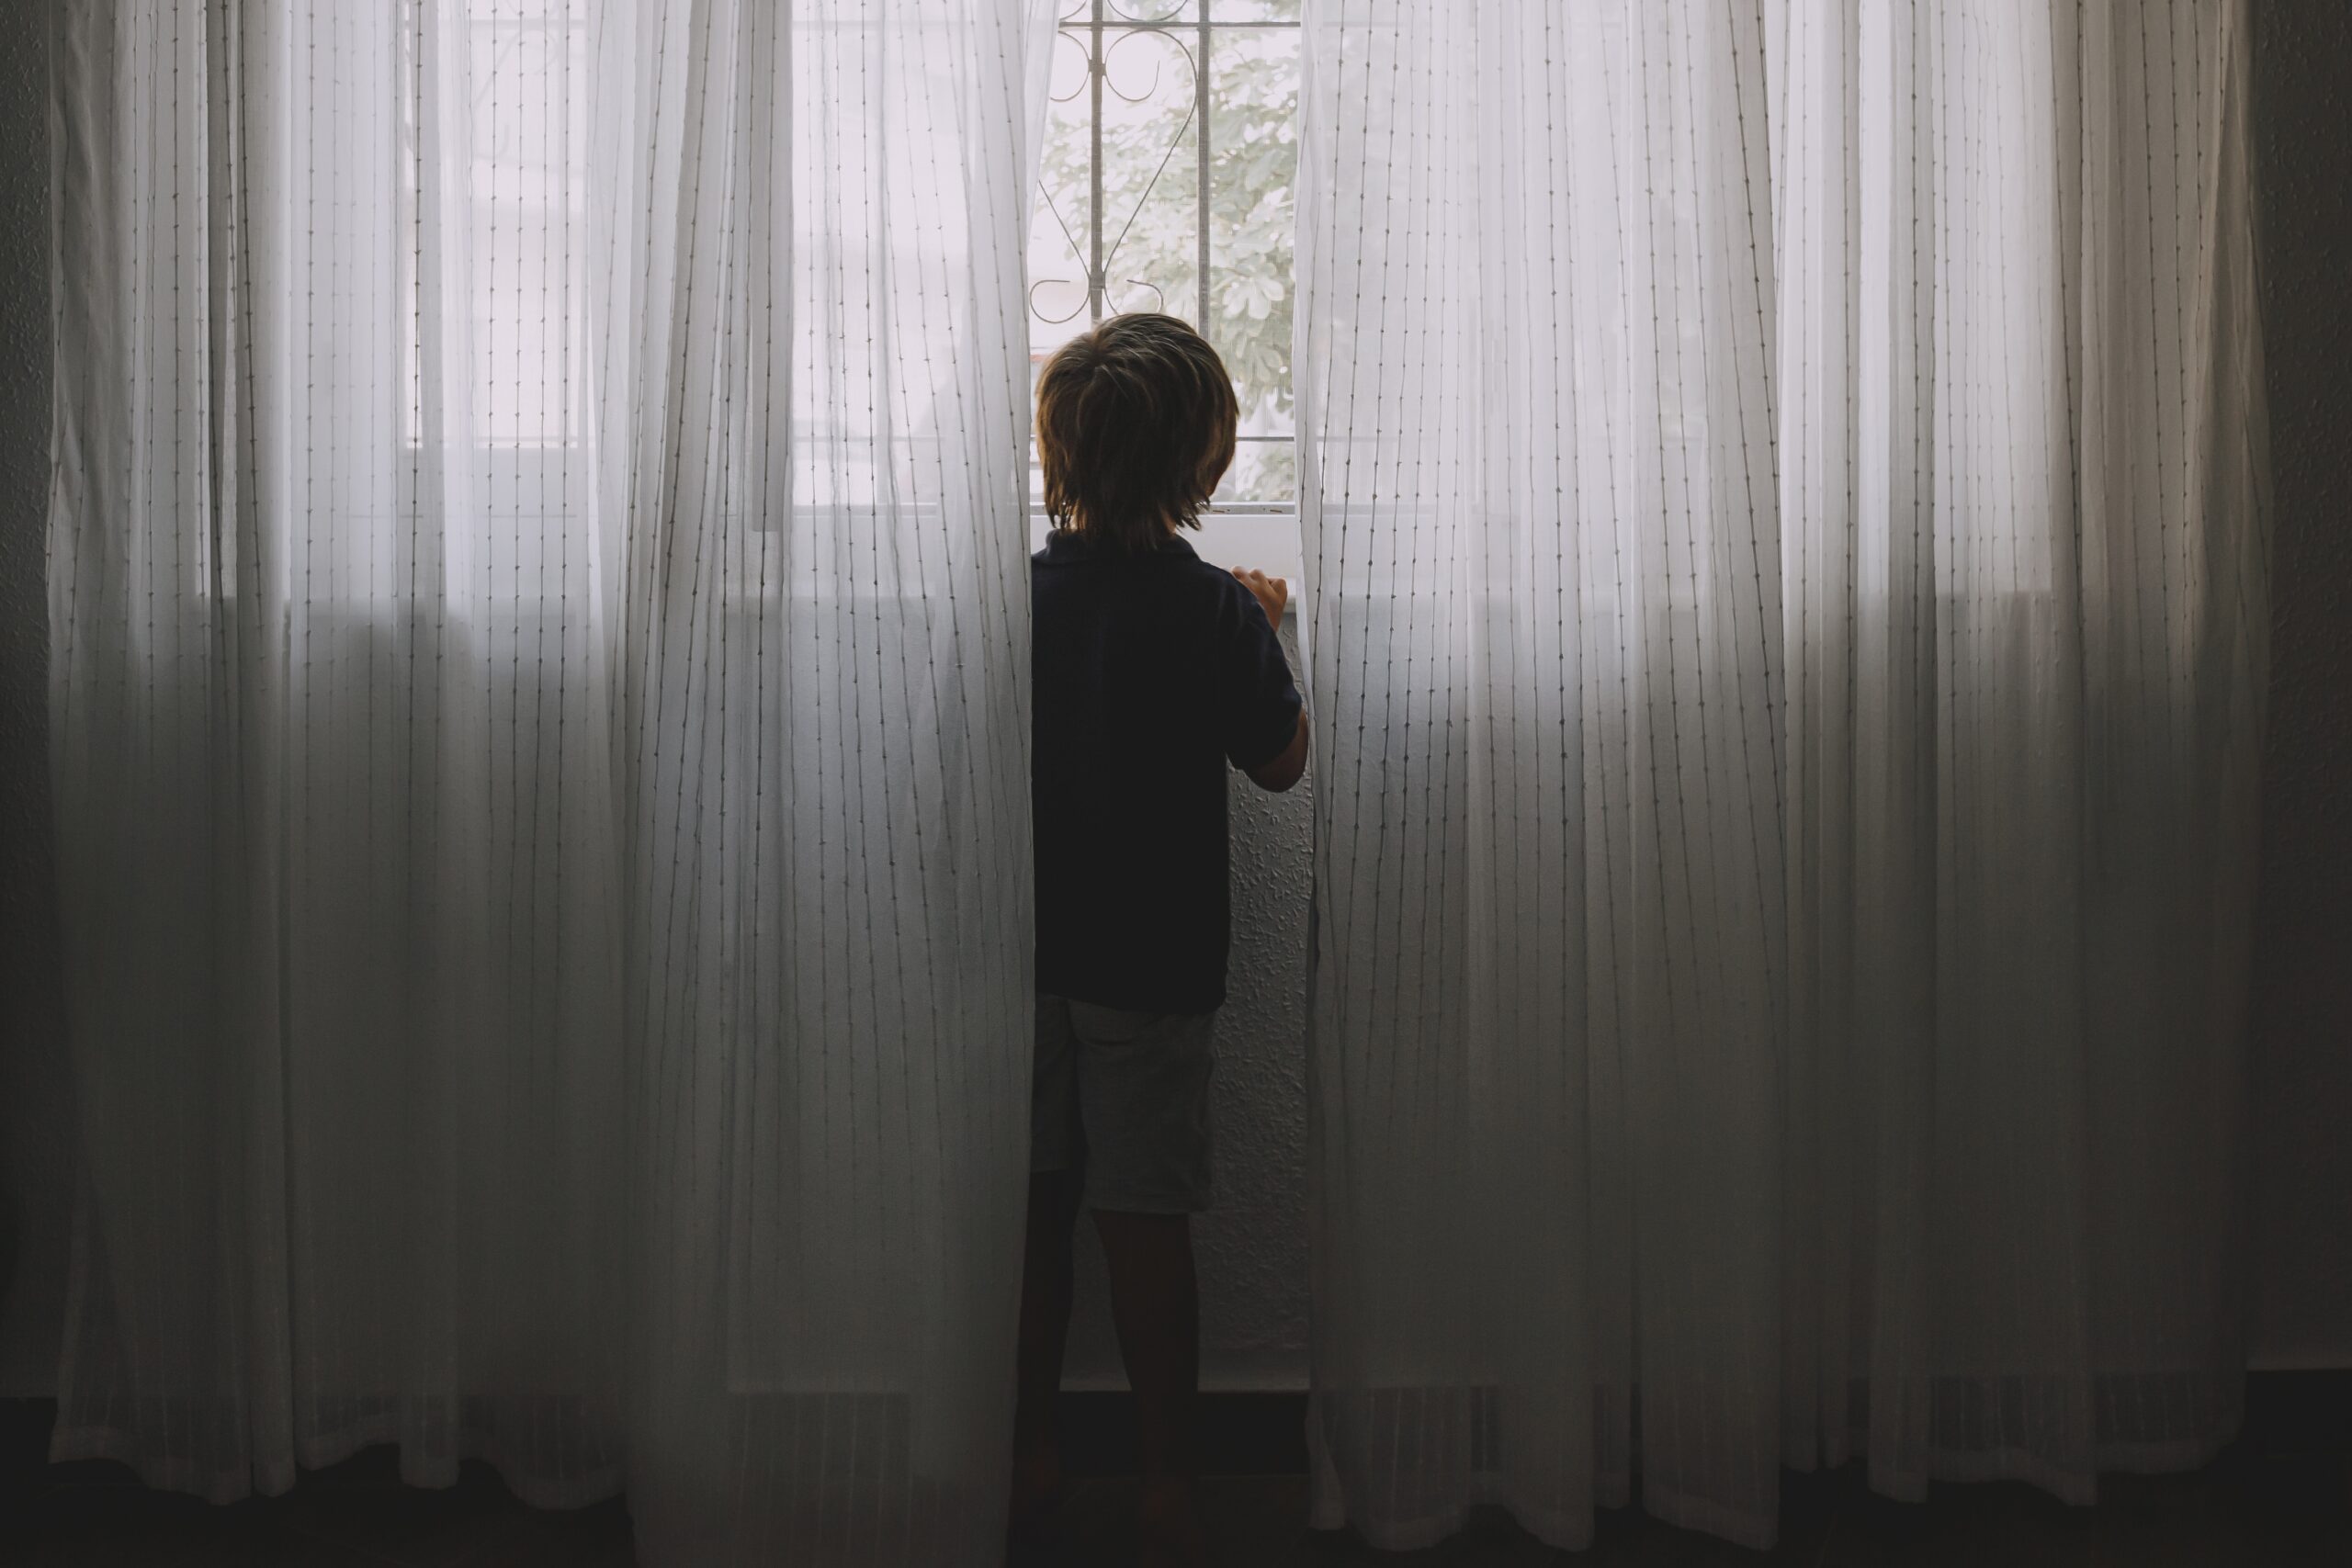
top-left (1295, 0), bottom-right (2267, 1552)
top-left (47, 2), bottom-right (1051, 1562)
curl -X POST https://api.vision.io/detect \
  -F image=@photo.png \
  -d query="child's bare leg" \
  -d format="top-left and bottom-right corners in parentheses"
top-left (1092, 1209), bottom-right (1205, 1567)
top-left (1012, 1170), bottom-right (1080, 1531)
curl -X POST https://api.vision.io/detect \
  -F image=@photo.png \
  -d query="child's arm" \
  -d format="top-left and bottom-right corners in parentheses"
top-left (1230, 568), bottom-right (1308, 793)
top-left (1246, 709), bottom-right (1309, 794)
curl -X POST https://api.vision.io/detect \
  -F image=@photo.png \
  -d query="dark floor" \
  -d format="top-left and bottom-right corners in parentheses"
top-left (6, 1445), bottom-right (2348, 1567)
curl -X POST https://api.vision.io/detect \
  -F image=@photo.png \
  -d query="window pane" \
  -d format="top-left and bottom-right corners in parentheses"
top-left (1097, 0), bottom-right (1197, 20)
top-left (467, 5), bottom-right (584, 447)
top-left (1205, 22), bottom-right (1295, 440)
top-left (1210, 1), bottom-right (1300, 21)
top-left (404, 3), bottom-right (585, 448)
top-left (1219, 439), bottom-right (1295, 504)
top-left (1028, 24), bottom-right (1204, 347)
top-left (1028, 32), bottom-right (1096, 352)
top-left (1027, 9), bottom-right (1299, 511)
top-left (1097, 25), bottom-right (1204, 322)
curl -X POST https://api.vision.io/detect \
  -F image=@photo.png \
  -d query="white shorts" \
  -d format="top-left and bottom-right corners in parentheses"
top-left (1030, 994), bottom-right (1216, 1213)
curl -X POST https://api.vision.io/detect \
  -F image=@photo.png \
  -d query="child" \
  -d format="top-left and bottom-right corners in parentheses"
top-left (1012, 313), bottom-right (1307, 1566)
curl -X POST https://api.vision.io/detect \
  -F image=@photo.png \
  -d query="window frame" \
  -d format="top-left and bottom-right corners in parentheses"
top-left (1029, 1), bottom-right (1303, 536)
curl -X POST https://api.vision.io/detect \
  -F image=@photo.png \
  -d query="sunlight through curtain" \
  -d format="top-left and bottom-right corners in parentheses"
top-left (47, 2), bottom-right (1053, 1562)
top-left (1295, 0), bottom-right (2267, 1551)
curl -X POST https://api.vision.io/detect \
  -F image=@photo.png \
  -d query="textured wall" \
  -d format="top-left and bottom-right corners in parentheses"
top-left (0, 4), bottom-right (2347, 1402)
top-left (2247, 0), bottom-right (2352, 1369)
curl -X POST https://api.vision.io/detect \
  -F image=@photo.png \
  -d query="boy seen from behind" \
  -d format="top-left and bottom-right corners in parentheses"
top-left (1013, 314), bottom-right (1308, 1567)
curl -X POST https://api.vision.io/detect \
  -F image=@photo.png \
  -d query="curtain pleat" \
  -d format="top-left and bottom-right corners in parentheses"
top-left (47, 3), bottom-right (1053, 1562)
top-left (1295, 0), bottom-right (2267, 1551)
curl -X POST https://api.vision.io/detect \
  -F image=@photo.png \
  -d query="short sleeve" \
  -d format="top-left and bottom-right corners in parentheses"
top-left (1220, 583), bottom-right (1305, 771)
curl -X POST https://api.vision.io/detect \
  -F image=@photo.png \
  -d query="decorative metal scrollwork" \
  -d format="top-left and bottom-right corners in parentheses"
top-left (1029, 12), bottom-right (1201, 328)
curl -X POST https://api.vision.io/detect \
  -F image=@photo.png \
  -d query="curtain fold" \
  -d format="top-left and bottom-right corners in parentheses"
top-left (47, 2), bottom-right (1052, 1562)
top-left (1295, 0), bottom-right (2267, 1552)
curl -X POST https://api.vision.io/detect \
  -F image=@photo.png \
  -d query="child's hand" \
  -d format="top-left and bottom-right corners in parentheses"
top-left (1232, 567), bottom-right (1288, 633)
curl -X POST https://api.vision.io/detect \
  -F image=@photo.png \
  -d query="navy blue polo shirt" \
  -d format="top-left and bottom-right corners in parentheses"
top-left (1031, 529), bottom-right (1303, 1015)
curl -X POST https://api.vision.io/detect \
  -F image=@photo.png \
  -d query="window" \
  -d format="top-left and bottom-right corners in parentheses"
top-left (413, 4), bottom-right (1305, 570)
top-left (399, 0), bottom-right (587, 453)
top-left (1027, 2), bottom-right (1302, 567)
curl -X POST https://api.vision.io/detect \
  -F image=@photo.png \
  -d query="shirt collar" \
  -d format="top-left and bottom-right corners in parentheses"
top-left (1042, 527), bottom-right (1199, 562)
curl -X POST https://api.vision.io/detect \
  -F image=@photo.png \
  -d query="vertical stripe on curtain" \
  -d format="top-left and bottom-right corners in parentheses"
top-left (46, 2), bottom-right (1054, 1562)
top-left (1294, 0), bottom-right (2267, 1552)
